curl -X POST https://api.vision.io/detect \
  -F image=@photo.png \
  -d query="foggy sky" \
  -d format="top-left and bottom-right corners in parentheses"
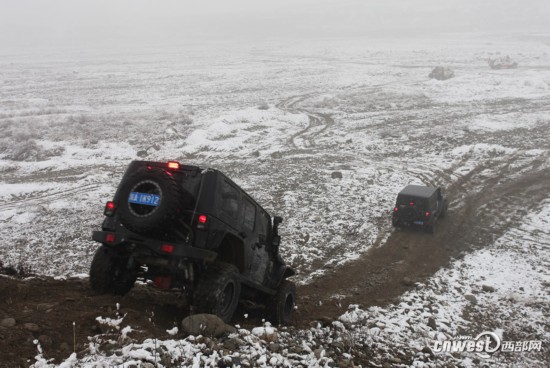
top-left (1, 0), bottom-right (549, 50)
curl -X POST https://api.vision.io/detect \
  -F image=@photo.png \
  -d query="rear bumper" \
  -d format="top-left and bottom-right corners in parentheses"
top-left (92, 230), bottom-right (217, 261)
top-left (392, 217), bottom-right (431, 227)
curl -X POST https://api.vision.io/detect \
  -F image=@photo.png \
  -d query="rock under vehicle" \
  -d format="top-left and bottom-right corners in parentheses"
top-left (90, 160), bottom-right (296, 323)
top-left (391, 185), bottom-right (448, 233)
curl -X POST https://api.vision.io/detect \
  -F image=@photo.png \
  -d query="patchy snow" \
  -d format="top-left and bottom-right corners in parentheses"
top-left (166, 326), bottom-right (179, 336)
top-left (28, 201), bottom-right (549, 366)
top-left (1, 33), bottom-right (548, 367)
top-left (338, 199), bottom-right (550, 367)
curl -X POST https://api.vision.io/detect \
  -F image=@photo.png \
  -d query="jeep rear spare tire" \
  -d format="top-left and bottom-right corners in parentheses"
top-left (117, 166), bottom-right (183, 234)
top-left (402, 206), bottom-right (418, 224)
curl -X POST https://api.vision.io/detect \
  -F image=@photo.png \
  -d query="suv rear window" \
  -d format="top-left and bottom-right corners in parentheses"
top-left (397, 195), bottom-right (427, 208)
top-left (179, 171), bottom-right (201, 208)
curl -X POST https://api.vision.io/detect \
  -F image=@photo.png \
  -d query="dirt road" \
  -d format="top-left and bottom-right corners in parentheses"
top-left (296, 165), bottom-right (550, 325)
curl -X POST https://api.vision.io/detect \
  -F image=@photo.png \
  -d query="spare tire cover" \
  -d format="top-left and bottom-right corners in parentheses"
top-left (401, 206), bottom-right (418, 223)
top-left (117, 166), bottom-right (182, 234)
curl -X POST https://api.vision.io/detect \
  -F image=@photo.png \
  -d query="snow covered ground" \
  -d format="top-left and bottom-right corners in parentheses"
top-left (32, 200), bottom-right (550, 367)
top-left (1, 32), bottom-right (549, 366)
top-left (2, 34), bottom-right (549, 279)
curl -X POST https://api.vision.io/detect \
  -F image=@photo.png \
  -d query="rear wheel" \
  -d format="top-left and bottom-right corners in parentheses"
top-left (89, 246), bottom-right (136, 295)
top-left (425, 223), bottom-right (435, 234)
top-left (440, 200), bottom-right (449, 219)
top-left (194, 263), bottom-right (241, 323)
top-left (269, 280), bottom-right (296, 325)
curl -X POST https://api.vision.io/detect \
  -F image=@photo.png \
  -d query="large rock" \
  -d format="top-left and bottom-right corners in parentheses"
top-left (429, 66), bottom-right (454, 81)
top-left (181, 314), bottom-right (235, 338)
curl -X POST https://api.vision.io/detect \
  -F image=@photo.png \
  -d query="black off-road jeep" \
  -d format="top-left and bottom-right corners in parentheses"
top-left (391, 185), bottom-right (448, 233)
top-left (90, 160), bottom-right (296, 324)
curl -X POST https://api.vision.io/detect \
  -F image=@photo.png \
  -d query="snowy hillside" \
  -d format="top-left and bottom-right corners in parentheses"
top-left (1, 32), bottom-right (549, 367)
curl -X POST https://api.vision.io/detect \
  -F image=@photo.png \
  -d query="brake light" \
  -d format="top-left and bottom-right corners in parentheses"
top-left (394, 207), bottom-right (398, 212)
top-left (167, 161), bottom-right (180, 170)
top-left (161, 244), bottom-right (174, 253)
top-left (425, 211), bottom-right (430, 217)
top-left (105, 233), bottom-right (116, 243)
top-left (198, 214), bottom-right (207, 224)
top-left (409, 201), bottom-right (415, 206)
top-left (104, 201), bottom-right (116, 216)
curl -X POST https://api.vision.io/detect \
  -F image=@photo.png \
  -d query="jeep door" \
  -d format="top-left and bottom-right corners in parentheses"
top-left (241, 198), bottom-right (269, 284)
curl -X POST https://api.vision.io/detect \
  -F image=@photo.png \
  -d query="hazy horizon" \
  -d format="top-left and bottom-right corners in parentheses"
top-left (1, 0), bottom-right (550, 51)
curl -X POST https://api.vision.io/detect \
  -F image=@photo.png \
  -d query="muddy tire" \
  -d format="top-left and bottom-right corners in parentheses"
top-left (270, 279), bottom-right (296, 325)
top-left (194, 263), bottom-right (241, 323)
top-left (89, 246), bottom-right (136, 295)
top-left (425, 223), bottom-right (435, 234)
top-left (440, 200), bottom-right (449, 219)
top-left (117, 166), bottom-right (183, 234)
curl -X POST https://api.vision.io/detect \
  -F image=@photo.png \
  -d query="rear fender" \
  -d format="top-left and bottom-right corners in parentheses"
top-left (215, 232), bottom-right (246, 274)
top-left (273, 265), bottom-right (295, 288)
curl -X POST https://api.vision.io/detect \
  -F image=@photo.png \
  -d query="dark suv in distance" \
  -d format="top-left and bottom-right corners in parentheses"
top-left (90, 160), bottom-right (296, 324)
top-left (392, 184), bottom-right (448, 233)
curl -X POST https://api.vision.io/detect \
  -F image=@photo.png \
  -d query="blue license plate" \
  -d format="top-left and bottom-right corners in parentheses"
top-left (413, 220), bottom-right (424, 225)
top-left (128, 192), bottom-right (161, 206)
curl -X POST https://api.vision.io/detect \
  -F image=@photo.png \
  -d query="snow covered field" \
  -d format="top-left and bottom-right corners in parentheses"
top-left (1, 32), bottom-right (549, 366)
top-left (33, 200), bottom-right (550, 368)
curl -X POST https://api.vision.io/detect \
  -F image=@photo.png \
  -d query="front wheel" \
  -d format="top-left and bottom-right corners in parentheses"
top-left (89, 245), bottom-right (136, 295)
top-left (270, 280), bottom-right (296, 325)
top-left (194, 263), bottom-right (241, 323)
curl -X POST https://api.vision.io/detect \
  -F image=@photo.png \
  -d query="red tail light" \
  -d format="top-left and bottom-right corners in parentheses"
top-left (394, 207), bottom-right (399, 212)
top-left (104, 201), bottom-right (116, 216)
top-left (409, 201), bottom-right (415, 206)
top-left (198, 215), bottom-right (207, 224)
top-left (105, 233), bottom-right (116, 243)
top-left (167, 161), bottom-right (180, 170)
top-left (425, 211), bottom-right (430, 217)
top-left (161, 244), bottom-right (174, 253)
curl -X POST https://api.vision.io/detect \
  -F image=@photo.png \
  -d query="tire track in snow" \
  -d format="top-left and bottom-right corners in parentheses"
top-left (0, 183), bottom-right (102, 212)
top-left (276, 94), bottom-right (334, 150)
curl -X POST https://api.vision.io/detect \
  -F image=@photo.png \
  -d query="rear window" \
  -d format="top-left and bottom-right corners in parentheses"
top-left (397, 195), bottom-right (427, 208)
top-left (178, 171), bottom-right (201, 209)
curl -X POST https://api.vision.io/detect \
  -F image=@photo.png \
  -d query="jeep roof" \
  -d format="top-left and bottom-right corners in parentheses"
top-left (398, 185), bottom-right (438, 198)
